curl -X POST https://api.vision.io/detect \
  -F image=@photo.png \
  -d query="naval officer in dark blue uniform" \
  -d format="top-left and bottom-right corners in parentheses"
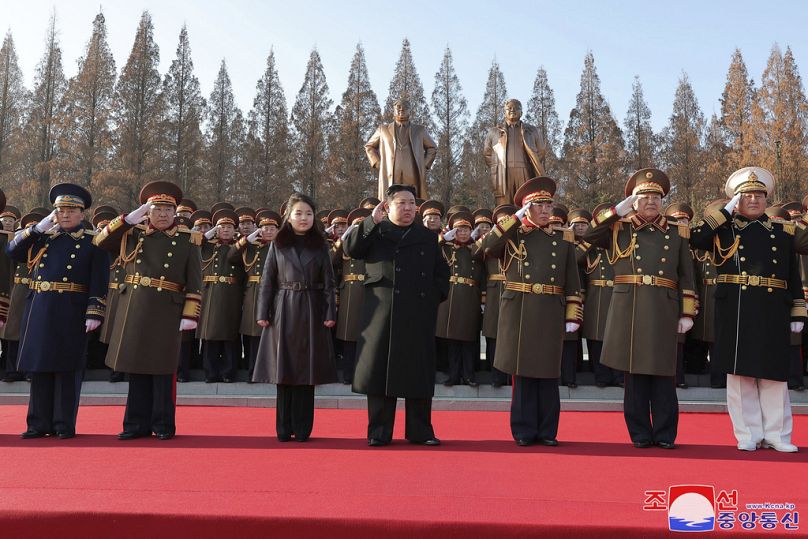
top-left (8, 183), bottom-right (108, 439)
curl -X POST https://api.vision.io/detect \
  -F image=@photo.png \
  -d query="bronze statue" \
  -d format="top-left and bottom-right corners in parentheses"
top-left (365, 99), bottom-right (437, 200)
top-left (483, 99), bottom-right (546, 205)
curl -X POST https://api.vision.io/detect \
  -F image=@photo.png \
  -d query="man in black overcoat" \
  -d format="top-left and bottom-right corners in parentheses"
top-left (344, 184), bottom-right (450, 446)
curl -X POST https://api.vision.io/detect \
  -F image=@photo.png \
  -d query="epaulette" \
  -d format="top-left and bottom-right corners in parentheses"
top-left (84, 229), bottom-right (97, 237)
top-left (677, 223), bottom-right (690, 239)
top-left (576, 240), bottom-right (591, 251)
top-left (186, 230), bottom-right (203, 245)
top-left (562, 229), bottom-right (575, 242)
top-left (782, 221), bottom-right (796, 236)
top-left (134, 223), bottom-right (148, 231)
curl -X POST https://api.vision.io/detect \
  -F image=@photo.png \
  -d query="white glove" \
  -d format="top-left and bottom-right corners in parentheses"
top-left (515, 202), bottom-right (531, 221)
top-left (35, 210), bottom-right (57, 233)
top-left (442, 228), bottom-right (457, 242)
top-left (470, 224), bottom-right (483, 241)
top-left (480, 304), bottom-right (485, 314)
top-left (340, 223), bottom-right (357, 242)
top-left (0, 320), bottom-right (5, 329)
top-left (615, 195), bottom-right (638, 217)
top-left (180, 319), bottom-right (197, 331)
top-left (125, 202), bottom-right (151, 225)
top-left (85, 319), bottom-right (101, 333)
top-left (371, 202), bottom-right (386, 224)
top-left (565, 322), bottom-right (580, 333)
top-left (247, 228), bottom-right (262, 244)
top-left (791, 321), bottom-right (804, 333)
top-left (204, 225), bottom-right (220, 240)
top-left (724, 193), bottom-right (742, 214)
top-left (325, 224), bottom-right (335, 235)
top-left (677, 317), bottom-right (694, 334)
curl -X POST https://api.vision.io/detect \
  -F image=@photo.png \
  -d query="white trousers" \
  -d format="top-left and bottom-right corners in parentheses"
top-left (726, 374), bottom-right (792, 445)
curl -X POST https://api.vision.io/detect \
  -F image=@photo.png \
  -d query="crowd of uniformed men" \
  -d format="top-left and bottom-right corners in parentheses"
top-left (0, 165), bottom-right (806, 450)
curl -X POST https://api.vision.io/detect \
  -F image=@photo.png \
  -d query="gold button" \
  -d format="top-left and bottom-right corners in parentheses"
top-left (167, 252), bottom-right (173, 257)
top-left (773, 259), bottom-right (777, 264)
top-left (770, 234), bottom-right (775, 239)
top-left (140, 276), bottom-right (152, 286)
top-left (740, 257), bottom-right (746, 262)
top-left (70, 254), bottom-right (76, 258)
top-left (524, 261), bottom-right (530, 266)
top-left (75, 245), bottom-right (80, 249)
top-left (738, 245), bottom-right (744, 249)
top-left (164, 263), bottom-right (169, 268)
top-left (136, 259), bottom-right (142, 264)
top-left (551, 264), bottom-right (556, 269)
top-left (550, 277), bottom-right (555, 282)
top-left (66, 265), bottom-right (72, 269)
top-left (637, 268), bottom-right (643, 273)
top-left (552, 241), bottom-right (557, 246)
top-left (62, 277), bottom-right (68, 282)
top-left (133, 285), bottom-right (138, 289)
top-left (658, 270), bottom-right (664, 275)
top-left (661, 258), bottom-right (666, 263)
top-left (171, 241), bottom-right (177, 246)
top-left (551, 252), bottom-right (556, 257)
top-left (520, 240), bottom-right (525, 244)
top-left (742, 271), bottom-right (747, 275)
top-left (642, 275), bottom-right (653, 285)
top-left (664, 235), bottom-right (670, 239)
top-left (635, 255), bottom-right (641, 260)
top-left (767, 288), bottom-right (773, 293)
top-left (632, 233), bottom-right (637, 237)
top-left (663, 245), bottom-right (669, 250)
top-left (156, 287), bottom-right (162, 292)
top-left (741, 285), bottom-right (748, 290)
top-left (39, 281), bottom-right (51, 291)
top-left (772, 246), bottom-right (777, 252)
top-left (43, 254), bottom-right (48, 258)
top-left (525, 274), bottom-right (531, 279)
top-left (39, 263), bottom-right (44, 268)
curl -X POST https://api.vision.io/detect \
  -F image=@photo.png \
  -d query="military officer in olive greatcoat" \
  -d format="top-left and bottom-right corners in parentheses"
top-left (585, 169), bottom-right (697, 449)
top-left (437, 210), bottom-right (484, 387)
top-left (198, 208), bottom-right (245, 382)
top-left (228, 209), bottom-right (280, 380)
top-left (479, 177), bottom-right (583, 446)
top-left (664, 202), bottom-right (696, 389)
top-left (691, 168), bottom-right (807, 452)
top-left (330, 207), bottom-right (372, 385)
top-left (0, 210), bottom-right (44, 382)
top-left (577, 204), bottom-right (622, 388)
top-left (94, 181), bottom-right (202, 440)
top-left (9, 184), bottom-right (108, 439)
top-left (481, 204), bottom-right (515, 387)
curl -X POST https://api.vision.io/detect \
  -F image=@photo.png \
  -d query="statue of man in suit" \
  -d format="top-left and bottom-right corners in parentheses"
top-left (365, 98), bottom-right (437, 201)
top-left (484, 99), bottom-right (547, 206)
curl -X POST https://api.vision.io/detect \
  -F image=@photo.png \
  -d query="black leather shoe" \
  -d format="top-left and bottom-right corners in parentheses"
top-left (118, 431), bottom-right (150, 440)
top-left (516, 438), bottom-right (534, 447)
top-left (411, 437), bottom-right (440, 446)
top-left (277, 435), bottom-right (292, 442)
top-left (633, 440), bottom-right (652, 448)
top-left (177, 377), bottom-right (188, 383)
top-left (221, 377), bottom-right (233, 383)
top-left (295, 435), bottom-right (310, 443)
top-left (491, 381), bottom-right (503, 388)
top-left (467, 381), bottom-right (479, 388)
top-left (538, 438), bottom-right (558, 446)
top-left (368, 438), bottom-right (389, 447)
top-left (55, 431), bottom-right (75, 439)
top-left (567, 383), bottom-right (578, 389)
top-left (20, 429), bottom-right (47, 439)
top-left (155, 432), bottom-right (175, 441)
top-left (656, 441), bottom-right (675, 449)
top-left (677, 383), bottom-right (688, 389)
top-left (109, 372), bottom-right (125, 383)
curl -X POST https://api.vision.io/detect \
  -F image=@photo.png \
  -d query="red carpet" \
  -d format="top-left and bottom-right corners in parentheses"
top-left (0, 405), bottom-right (806, 538)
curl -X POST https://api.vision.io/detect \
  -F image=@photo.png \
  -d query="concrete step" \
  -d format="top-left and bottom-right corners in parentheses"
top-left (2, 380), bottom-right (807, 413)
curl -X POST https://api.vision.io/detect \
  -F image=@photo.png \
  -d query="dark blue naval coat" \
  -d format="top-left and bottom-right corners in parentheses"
top-left (7, 224), bottom-right (108, 372)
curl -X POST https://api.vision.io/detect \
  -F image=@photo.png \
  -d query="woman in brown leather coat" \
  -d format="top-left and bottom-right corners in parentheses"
top-left (253, 193), bottom-right (337, 442)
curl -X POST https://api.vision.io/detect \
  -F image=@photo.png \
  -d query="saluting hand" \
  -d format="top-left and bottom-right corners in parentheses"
top-left (724, 193), bottom-right (742, 214)
top-left (515, 202), bottom-right (532, 221)
top-left (470, 224), bottom-right (483, 241)
top-left (371, 202), bottom-right (386, 224)
top-left (325, 224), bottom-right (335, 235)
top-left (247, 228), bottom-right (262, 244)
top-left (204, 225), bottom-right (220, 240)
top-left (615, 195), bottom-right (639, 217)
top-left (124, 202), bottom-right (151, 225)
top-left (340, 224), bottom-right (357, 242)
top-left (442, 228), bottom-right (457, 242)
top-left (34, 210), bottom-right (58, 233)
